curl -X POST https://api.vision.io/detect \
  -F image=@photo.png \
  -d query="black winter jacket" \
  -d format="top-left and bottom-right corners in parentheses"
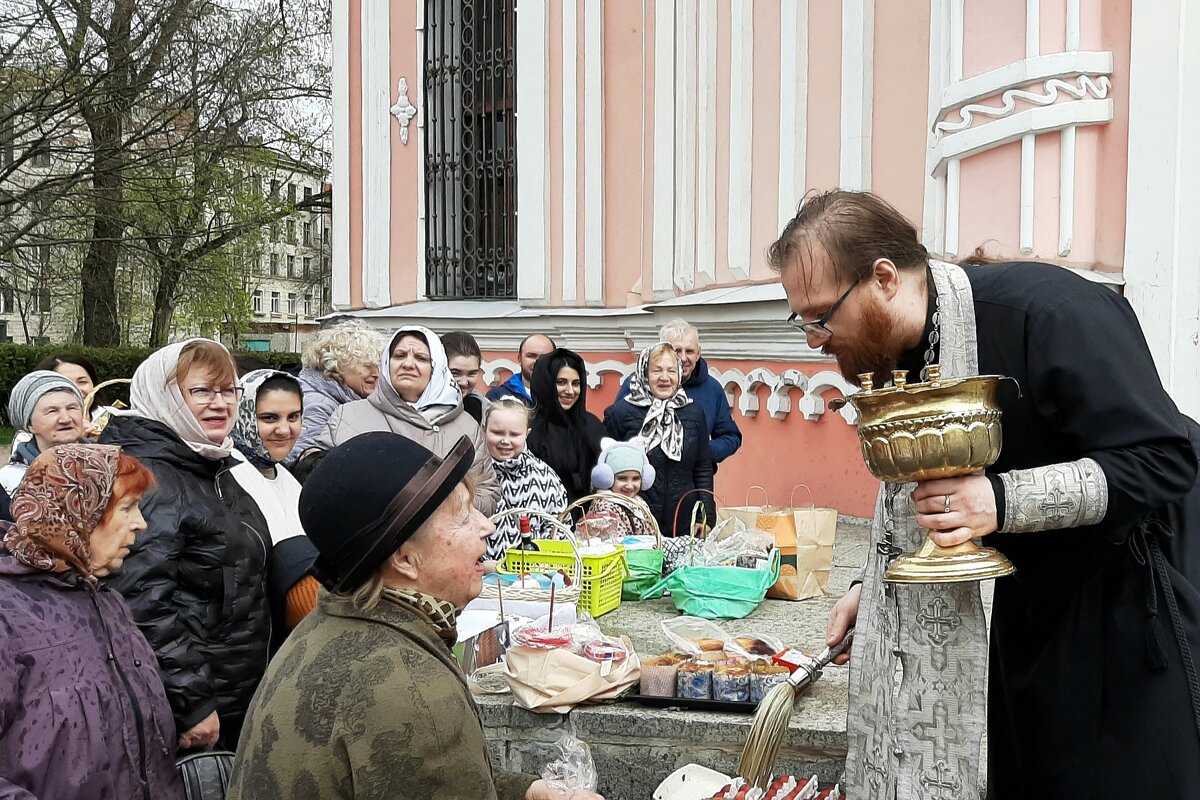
top-left (99, 415), bottom-right (272, 749)
top-left (603, 400), bottom-right (716, 536)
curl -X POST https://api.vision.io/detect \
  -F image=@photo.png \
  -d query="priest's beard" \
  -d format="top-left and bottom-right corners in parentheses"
top-left (825, 295), bottom-right (907, 389)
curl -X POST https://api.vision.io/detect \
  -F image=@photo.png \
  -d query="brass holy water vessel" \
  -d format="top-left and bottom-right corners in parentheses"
top-left (831, 365), bottom-right (1016, 583)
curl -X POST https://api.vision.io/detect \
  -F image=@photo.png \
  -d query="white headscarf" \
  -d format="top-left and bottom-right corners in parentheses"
top-left (378, 325), bottom-right (462, 421)
top-left (129, 338), bottom-right (236, 460)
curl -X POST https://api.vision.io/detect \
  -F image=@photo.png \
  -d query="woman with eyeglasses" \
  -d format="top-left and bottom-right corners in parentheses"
top-left (318, 325), bottom-right (499, 513)
top-left (99, 339), bottom-right (273, 753)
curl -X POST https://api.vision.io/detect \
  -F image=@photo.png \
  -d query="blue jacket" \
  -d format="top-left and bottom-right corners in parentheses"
top-left (486, 372), bottom-right (532, 405)
top-left (616, 358), bottom-right (742, 463)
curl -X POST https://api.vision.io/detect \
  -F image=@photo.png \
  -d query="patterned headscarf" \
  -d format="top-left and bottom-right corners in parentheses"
top-left (623, 344), bottom-right (692, 462)
top-left (232, 369), bottom-right (302, 469)
top-left (3, 443), bottom-right (121, 576)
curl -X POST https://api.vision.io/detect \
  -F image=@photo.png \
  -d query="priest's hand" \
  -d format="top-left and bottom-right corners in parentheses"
top-left (913, 473), bottom-right (998, 547)
top-left (825, 583), bottom-right (861, 666)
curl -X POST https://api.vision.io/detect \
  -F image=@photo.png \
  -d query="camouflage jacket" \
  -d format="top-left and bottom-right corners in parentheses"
top-left (227, 589), bottom-right (536, 800)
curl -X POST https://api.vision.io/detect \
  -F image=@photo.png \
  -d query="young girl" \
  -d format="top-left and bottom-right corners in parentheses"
top-left (588, 438), bottom-right (657, 537)
top-left (483, 397), bottom-right (569, 562)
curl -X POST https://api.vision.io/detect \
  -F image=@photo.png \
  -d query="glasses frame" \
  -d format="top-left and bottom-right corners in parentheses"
top-left (786, 280), bottom-right (862, 340)
top-left (186, 386), bottom-right (244, 405)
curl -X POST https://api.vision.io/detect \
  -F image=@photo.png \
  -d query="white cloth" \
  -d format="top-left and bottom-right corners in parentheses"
top-left (228, 451), bottom-right (306, 546)
top-left (127, 338), bottom-right (234, 460)
top-left (381, 325), bottom-right (462, 413)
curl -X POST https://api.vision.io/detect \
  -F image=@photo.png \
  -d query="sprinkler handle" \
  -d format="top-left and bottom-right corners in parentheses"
top-left (786, 629), bottom-right (856, 689)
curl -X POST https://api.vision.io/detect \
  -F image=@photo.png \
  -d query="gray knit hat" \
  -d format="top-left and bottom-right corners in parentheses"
top-left (8, 370), bottom-right (84, 430)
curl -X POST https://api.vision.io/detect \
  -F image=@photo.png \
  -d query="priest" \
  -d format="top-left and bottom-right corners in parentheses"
top-left (770, 189), bottom-right (1200, 799)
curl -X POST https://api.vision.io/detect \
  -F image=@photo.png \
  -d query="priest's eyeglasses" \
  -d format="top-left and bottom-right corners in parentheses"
top-left (786, 281), bottom-right (861, 341)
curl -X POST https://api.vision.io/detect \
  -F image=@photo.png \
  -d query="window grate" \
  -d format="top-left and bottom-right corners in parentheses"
top-left (423, 0), bottom-right (517, 299)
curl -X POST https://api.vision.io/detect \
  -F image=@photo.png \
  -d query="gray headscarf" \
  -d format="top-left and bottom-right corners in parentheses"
top-left (7, 370), bottom-right (84, 431)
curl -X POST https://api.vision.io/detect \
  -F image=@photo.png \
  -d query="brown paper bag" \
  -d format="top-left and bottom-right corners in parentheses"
top-left (717, 485), bottom-right (836, 601)
top-left (503, 638), bottom-right (641, 714)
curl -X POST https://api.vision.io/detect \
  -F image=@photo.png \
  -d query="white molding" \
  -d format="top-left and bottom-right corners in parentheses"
top-left (922, 0), bottom-right (949, 254)
top-left (360, 1), bottom-right (391, 309)
top-left (935, 74), bottom-right (1111, 136)
top-left (944, 158), bottom-right (960, 258)
top-left (839, 0), bottom-right (874, 190)
top-left (931, 98), bottom-right (1113, 175)
top-left (415, 5), bottom-right (428, 301)
top-left (939, 51), bottom-right (1112, 111)
top-left (949, 0), bottom-right (964, 82)
top-left (727, 0), bottom-right (753, 280)
top-left (673, 4), bottom-right (698, 294)
top-left (516, 0), bottom-right (551, 303)
top-left (652, 0), bottom-right (677, 298)
top-left (330, 0), bottom-right (351, 308)
top-left (561, 0), bottom-right (578, 304)
top-left (696, 1), bottom-right (717, 288)
top-left (1058, 125), bottom-right (1075, 256)
top-left (1065, 0), bottom-right (1080, 50)
top-left (389, 77), bottom-right (418, 145)
top-left (777, 0), bottom-right (809, 231)
top-left (583, 0), bottom-right (605, 305)
top-left (1020, 134), bottom-right (1035, 252)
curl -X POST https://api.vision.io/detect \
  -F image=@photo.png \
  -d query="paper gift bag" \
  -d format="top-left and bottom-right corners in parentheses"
top-left (503, 638), bottom-right (641, 714)
top-left (717, 485), bottom-right (836, 601)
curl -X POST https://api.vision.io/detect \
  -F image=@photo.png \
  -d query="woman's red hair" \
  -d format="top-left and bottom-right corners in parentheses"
top-left (99, 453), bottom-right (155, 525)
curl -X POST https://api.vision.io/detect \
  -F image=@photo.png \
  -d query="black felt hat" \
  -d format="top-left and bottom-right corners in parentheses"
top-left (299, 432), bottom-right (475, 593)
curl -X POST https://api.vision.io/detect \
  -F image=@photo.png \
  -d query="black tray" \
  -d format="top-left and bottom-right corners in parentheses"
top-left (625, 692), bottom-right (760, 713)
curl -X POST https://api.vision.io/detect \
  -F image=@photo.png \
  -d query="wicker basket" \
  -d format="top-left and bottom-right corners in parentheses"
top-left (478, 508), bottom-right (582, 606)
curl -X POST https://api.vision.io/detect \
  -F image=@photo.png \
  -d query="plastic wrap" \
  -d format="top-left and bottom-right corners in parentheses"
top-left (541, 731), bottom-right (598, 795)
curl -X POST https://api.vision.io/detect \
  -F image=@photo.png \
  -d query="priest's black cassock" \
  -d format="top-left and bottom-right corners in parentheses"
top-left (895, 261), bottom-right (1200, 797)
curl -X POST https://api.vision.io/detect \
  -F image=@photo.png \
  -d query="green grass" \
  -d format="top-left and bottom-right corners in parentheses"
top-left (0, 426), bottom-right (14, 446)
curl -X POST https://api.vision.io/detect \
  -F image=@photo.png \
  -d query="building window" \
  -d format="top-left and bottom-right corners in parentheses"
top-left (287, 292), bottom-right (296, 315)
top-left (303, 256), bottom-right (311, 278)
top-left (287, 219), bottom-right (295, 243)
top-left (34, 287), bottom-right (50, 314)
top-left (304, 293), bottom-right (312, 317)
top-left (0, 287), bottom-right (12, 313)
top-left (323, 285), bottom-right (330, 306)
top-left (303, 221), bottom-right (311, 245)
top-left (37, 243), bottom-right (50, 268)
top-left (288, 183), bottom-right (296, 204)
top-left (270, 253), bottom-right (279, 276)
top-left (30, 146), bottom-right (50, 168)
top-left (423, 0), bottom-right (517, 299)
top-left (304, 186), bottom-right (313, 202)
top-left (270, 178), bottom-right (280, 197)
top-left (270, 291), bottom-right (280, 314)
top-left (287, 255), bottom-right (295, 277)
top-left (252, 290), bottom-right (263, 313)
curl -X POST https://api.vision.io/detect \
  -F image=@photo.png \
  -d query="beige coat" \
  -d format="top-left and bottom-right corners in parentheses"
top-left (318, 391), bottom-right (499, 514)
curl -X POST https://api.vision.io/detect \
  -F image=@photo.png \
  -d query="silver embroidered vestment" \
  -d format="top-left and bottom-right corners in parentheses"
top-left (843, 261), bottom-right (988, 800)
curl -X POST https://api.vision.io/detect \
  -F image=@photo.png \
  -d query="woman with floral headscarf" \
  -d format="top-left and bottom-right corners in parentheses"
top-left (98, 338), bottom-right (272, 752)
top-left (0, 444), bottom-right (185, 799)
top-left (603, 343), bottom-right (715, 536)
top-left (229, 369), bottom-right (321, 633)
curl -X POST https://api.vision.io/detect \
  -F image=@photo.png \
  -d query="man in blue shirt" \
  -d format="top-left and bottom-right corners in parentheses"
top-left (486, 333), bottom-right (555, 406)
top-left (616, 319), bottom-right (742, 465)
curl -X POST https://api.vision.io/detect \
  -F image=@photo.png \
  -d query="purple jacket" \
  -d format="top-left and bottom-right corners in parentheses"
top-left (0, 552), bottom-right (185, 800)
top-left (284, 367), bottom-right (362, 465)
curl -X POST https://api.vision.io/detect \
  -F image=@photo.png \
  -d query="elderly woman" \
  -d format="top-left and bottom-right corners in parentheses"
top-left (227, 433), bottom-right (601, 800)
top-left (0, 444), bottom-right (185, 799)
top-left (319, 324), bottom-right (499, 513)
top-left (288, 320), bottom-right (384, 464)
top-left (99, 338), bottom-right (272, 752)
top-left (528, 347), bottom-right (607, 504)
top-left (0, 370), bottom-right (86, 521)
top-left (603, 343), bottom-right (715, 536)
top-left (230, 368), bottom-right (321, 632)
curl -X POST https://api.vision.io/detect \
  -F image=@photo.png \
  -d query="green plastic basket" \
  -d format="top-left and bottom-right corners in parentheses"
top-left (502, 540), bottom-right (628, 618)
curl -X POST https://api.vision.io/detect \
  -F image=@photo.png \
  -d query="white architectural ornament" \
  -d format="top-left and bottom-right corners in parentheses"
top-left (390, 77), bottom-right (418, 145)
top-left (934, 74), bottom-right (1111, 137)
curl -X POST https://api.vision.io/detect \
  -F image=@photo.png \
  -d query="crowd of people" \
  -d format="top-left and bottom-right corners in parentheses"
top-left (0, 316), bottom-right (742, 798)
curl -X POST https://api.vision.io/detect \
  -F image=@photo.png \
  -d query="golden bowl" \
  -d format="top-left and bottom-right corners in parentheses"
top-left (833, 365), bottom-right (1004, 483)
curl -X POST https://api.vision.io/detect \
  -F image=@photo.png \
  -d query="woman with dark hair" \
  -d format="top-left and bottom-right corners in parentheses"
top-left (527, 348), bottom-right (606, 504)
top-left (230, 369), bottom-right (320, 633)
top-left (35, 352), bottom-right (98, 396)
top-left (98, 339), bottom-right (273, 752)
top-left (0, 444), bottom-right (185, 799)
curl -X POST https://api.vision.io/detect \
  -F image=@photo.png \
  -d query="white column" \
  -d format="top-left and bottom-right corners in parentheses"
top-left (583, 0), bottom-right (605, 305)
top-left (331, 0), bottom-right (351, 308)
top-left (778, 1), bottom-right (809, 231)
top-left (415, 3), bottom-right (428, 299)
top-left (360, 1), bottom-right (391, 308)
top-left (922, 0), bottom-right (949, 253)
top-left (516, 0), bottom-right (551, 302)
top-left (651, 0), bottom-right (676, 298)
top-left (1058, 0), bottom-right (1081, 257)
top-left (942, 0), bottom-right (964, 257)
top-left (1020, 0), bottom-right (1039, 253)
top-left (839, 0), bottom-right (874, 190)
top-left (561, 0), bottom-right (578, 304)
top-left (673, 3), bottom-right (697, 293)
top-left (726, 0), bottom-right (753, 280)
top-left (695, 0), bottom-right (717, 287)
top-left (1123, 0), bottom-right (1200, 419)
